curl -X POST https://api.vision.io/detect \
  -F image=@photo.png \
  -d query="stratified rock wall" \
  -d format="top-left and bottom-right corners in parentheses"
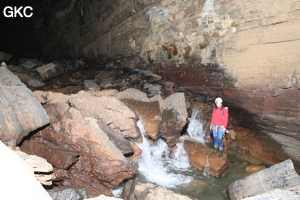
top-left (1, 0), bottom-right (299, 164)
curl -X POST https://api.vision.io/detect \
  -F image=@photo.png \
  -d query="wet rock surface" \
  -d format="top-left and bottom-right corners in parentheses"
top-left (184, 140), bottom-right (229, 178)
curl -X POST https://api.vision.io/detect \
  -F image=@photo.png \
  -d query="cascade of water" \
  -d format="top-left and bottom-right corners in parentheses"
top-left (136, 120), bottom-right (192, 188)
top-left (187, 108), bottom-right (207, 144)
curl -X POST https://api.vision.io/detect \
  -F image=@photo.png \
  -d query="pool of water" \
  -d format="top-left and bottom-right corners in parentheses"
top-left (134, 152), bottom-right (250, 200)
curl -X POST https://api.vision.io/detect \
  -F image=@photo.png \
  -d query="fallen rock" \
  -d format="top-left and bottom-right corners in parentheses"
top-left (20, 60), bottom-right (39, 69)
top-left (0, 141), bottom-right (52, 200)
top-left (14, 149), bottom-right (54, 185)
top-left (69, 90), bottom-right (140, 140)
top-left (21, 118), bottom-right (138, 197)
top-left (120, 180), bottom-right (194, 200)
top-left (97, 120), bottom-right (134, 155)
top-left (83, 80), bottom-right (101, 91)
top-left (47, 187), bottom-right (88, 200)
top-left (20, 139), bottom-right (79, 169)
top-left (160, 93), bottom-right (188, 146)
top-left (228, 159), bottom-right (300, 200)
top-left (116, 88), bottom-right (163, 139)
top-left (116, 89), bottom-right (187, 146)
top-left (36, 63), bottom-right (63, 81)
top-left (0, 67), bottom-right (49, 146)
top-left (184, 140), bottom-right (228, 177)
top-left (243, 186), bottom-right (300, 200)
top-left (28, 78), bottom-right (45, 87)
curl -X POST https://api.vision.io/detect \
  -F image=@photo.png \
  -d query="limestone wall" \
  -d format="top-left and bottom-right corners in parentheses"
top-left (4, 0), bottom-right (299, 162)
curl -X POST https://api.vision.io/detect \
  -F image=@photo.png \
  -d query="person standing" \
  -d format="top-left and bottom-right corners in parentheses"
top-left (210, 97), bottom-right (229, 158)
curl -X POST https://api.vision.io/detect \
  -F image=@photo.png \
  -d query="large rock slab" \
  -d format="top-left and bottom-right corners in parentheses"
top-left (184, 140), bottom-right (228, 177)
top-left (0, 68), bottom-right (49, 146)
top-left (227, 159), bottom-right (300, 200)
top-left (69, 91), bottom-right (141, 140)
top-left (21, 118), bottom-right (138, 197)
top-left (0, 141), bottom-right (52, 200)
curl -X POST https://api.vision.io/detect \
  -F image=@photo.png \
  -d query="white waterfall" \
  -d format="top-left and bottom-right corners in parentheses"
top-left (187, 108), bottom-right (207, 144)
top-left (136, 120), bottom-right (192, 188)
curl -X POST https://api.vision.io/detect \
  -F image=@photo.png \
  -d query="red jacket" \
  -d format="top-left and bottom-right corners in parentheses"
top-left (210, 107), bottom-right (228, 129)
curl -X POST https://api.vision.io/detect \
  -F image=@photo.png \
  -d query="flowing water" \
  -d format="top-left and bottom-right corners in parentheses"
top-left (129, 108), bottom-right (250, 200)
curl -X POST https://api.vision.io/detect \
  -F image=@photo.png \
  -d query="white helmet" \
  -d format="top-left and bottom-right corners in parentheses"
top-left (215, 97), bottom-right (223, 104)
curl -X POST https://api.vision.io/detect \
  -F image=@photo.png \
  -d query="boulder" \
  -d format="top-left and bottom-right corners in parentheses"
top-left (83, 80), bottom-right (101, 91)
top-left (0, 141), bottom-right (52, 200)
top-left (120, 180), bottom-right (194, 200)
top-left (20, 139), bottom-right (79, 169)
top-left (116, 89), bottom-right (187, 146)
top-left (43, 101), bottom-right (70, 123)
top-left (36, 63), bottom-right (63, 81)
top-left (20, 60), bottom-right (39, 69)
top-left (160, 93), bottom-right (188, 146)
top-left (14, 149), bottom-right (54, 185)
top-left (184, 140), bottom-right (228, 177)
top-left (21, 118), bottom-right (138, 197)
top-left (47, 187), bottom-right (88, 200)
top-left (28, 78), bottom-right (45, 87)
top-left (228, 159), bottom-right (300, 200)
top-left (97, 120), bottom-right (134, 155)
top-left (0, 68), bottom-right (49, 146)
top-left (69, 90), bottom-right (140, 140)
top-left (116, 88), bottom-right (163, 139)
top-left (242, 186), bottom-right (300, 200)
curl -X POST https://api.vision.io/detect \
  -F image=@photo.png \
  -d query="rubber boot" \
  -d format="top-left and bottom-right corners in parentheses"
top-left (219, 147), bottom-right (223, 158)
top-left (211, 145), bottom-right (219, 155)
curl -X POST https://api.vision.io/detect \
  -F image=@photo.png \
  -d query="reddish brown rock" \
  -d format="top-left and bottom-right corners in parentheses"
top-left (116, 88), bottom-right (162, 139)
top-left (184, 140), bottom-right (228, 177)
top-left (233, 127), bottom-right (290, 166)
top-left (21, 119), bottom-right (138, 197)
top-left (245, 165), bottom-right (266, 174)
top-left (20, 139), bottom-right (79, 169)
